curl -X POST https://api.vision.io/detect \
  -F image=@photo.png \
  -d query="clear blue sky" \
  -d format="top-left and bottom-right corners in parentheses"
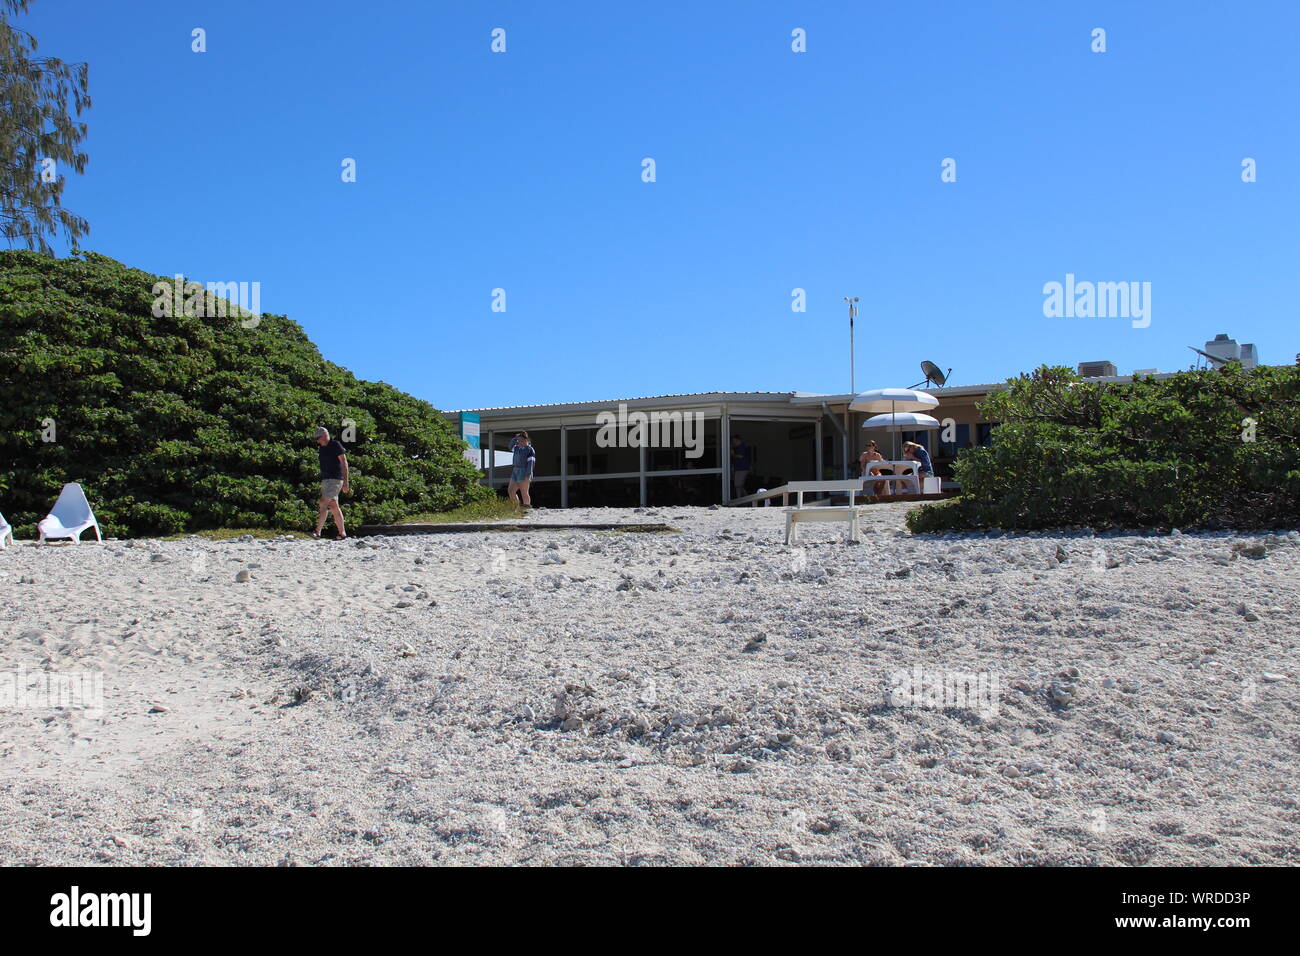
top-left (19, 0), bottom-right (1300, 409)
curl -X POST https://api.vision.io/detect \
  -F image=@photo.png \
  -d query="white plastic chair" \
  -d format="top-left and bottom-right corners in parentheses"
top-left (0, 510), bottom-right (13, 549)
top-left (37, 483), bottom-right (102, 544)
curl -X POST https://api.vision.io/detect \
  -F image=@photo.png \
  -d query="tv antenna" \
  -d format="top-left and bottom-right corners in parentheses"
top-left (910, 360), bottom-right (951, 389)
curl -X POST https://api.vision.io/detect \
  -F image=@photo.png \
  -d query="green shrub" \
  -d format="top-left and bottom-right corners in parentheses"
top-left (0, 250), bottom-right (490, 536)
top-left (907, 363), bottom-right (1300, 533)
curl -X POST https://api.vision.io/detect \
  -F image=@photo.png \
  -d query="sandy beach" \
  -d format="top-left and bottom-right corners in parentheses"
top-left (1, 503), bottom-right (1296, 866)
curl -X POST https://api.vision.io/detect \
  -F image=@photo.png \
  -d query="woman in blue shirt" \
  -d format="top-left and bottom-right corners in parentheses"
top-left (902, 441), bottom-right (934, 493)
top-left (507, 431), bottom-right (536, 510)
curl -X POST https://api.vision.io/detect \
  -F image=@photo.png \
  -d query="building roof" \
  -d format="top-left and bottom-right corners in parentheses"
top-left (450, 391), bottom-right (800, 416)
top-left (450, 369), bottom-right (1198, 419)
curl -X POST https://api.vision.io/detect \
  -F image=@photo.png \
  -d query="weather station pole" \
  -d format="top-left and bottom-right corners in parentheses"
top-left (844, 296), bottom-right (859, 395)
top-left (843, 296), bottom-right (859, 479)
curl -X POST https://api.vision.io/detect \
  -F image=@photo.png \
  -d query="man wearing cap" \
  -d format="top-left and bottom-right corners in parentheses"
top-left (311, 427), bottom-right (350, 539)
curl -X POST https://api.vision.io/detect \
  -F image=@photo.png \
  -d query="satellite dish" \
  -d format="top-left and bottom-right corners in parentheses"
top-left (909, 361), bottom-right (952, 389)
top-left (921, 361), bottom-right (948, 386)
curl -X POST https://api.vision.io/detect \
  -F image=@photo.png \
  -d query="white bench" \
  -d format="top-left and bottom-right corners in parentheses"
top-left (784, 505), bottom-right (870, 543)
top-left (782, 480), bottom-right (871, 544)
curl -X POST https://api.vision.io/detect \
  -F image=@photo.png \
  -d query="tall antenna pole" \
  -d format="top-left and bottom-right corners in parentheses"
top-left (844, 296), bottom-right (859, 394)
top-left (843, 296), bottom-right (859, 480)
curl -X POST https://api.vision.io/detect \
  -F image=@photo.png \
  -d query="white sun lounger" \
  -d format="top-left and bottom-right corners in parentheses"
top-left (0, 510), bottom-right (13, 549)
top-left (37, 483), bottom-right (102, 544)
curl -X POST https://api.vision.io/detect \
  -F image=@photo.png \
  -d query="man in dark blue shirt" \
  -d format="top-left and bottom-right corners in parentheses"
top-left (312, 426), bottom-right (350, 539)
top-left (731, 436), bottom-right (751, 499)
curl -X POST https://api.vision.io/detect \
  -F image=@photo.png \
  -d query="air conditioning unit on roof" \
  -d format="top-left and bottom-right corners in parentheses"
top-left (1078, 361), bottom-right (1117, 378)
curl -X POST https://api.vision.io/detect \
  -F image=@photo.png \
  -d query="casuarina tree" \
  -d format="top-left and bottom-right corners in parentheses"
top-left (0, 0), bottom-right (91, 255)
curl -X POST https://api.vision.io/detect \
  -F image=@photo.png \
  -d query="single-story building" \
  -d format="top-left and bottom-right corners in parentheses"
top-left (448, 339), bottom-right (1260, 508)
top-left (450, 382), bottom-right (1010, 507)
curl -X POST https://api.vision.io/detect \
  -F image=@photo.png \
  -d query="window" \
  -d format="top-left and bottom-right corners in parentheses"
top-left (940, 423), bottom-right (970, 458)
top-left (565, 426), bottom-right (639, 476)
top-left (647, 416), bottom-right (719, 470)
top-left (729, 419), bottom-right (816, 484)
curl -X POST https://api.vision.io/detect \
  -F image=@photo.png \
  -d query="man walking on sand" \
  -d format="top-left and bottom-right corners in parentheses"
top-left (311, 426), bottom-right (350, 539)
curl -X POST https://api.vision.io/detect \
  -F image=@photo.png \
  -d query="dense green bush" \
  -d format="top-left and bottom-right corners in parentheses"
top-left (907, 363), bottom-right (1300, 533)
top-left (0, 250), bottom-right (489, 536)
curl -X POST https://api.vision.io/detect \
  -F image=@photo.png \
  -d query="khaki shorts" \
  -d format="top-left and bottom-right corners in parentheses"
top-left (321, 479), bottom-right (344, 500)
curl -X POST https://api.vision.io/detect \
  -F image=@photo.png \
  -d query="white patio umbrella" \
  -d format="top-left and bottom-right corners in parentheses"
top-left (850, 388), bottom-right (939, 458)
top-left (861, 411), bottom-right (941, 431)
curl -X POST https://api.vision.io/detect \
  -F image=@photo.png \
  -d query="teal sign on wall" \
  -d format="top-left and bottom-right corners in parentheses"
top-left (459, 412), bottom-right (481, 449)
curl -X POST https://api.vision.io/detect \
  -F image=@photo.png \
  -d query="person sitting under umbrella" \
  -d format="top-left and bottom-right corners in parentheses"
top-left (902, 441), bottom-right (934, 492)
top-left (858, 440), bottom-right (895, 497)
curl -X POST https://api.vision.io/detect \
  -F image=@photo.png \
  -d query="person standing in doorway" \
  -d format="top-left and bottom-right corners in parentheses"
top-left (507, 431), bottom-right (535, 510)
top-left (731, 435), bottom-right (751, 499)
top-left (311, 426), bottom-right (350, 539)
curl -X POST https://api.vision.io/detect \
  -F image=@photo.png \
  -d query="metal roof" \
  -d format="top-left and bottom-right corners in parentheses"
top-left (450, 391), bottom-right (799, 415)
top-left (450, 368), bottom-right (1204, 418)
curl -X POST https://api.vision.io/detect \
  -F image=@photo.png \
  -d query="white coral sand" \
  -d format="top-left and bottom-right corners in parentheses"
top-left (0, 503), bottom-right (1296, 865)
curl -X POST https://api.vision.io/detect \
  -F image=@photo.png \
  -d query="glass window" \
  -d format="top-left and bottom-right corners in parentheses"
top-left (939, 423), bottom-right (970, 458)
top-left (565, 426), bottom-right (640, 476)
top-left (647, 416), bottom-right (718, 470)
top-left (729, 420), bottom-right (816, 486)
